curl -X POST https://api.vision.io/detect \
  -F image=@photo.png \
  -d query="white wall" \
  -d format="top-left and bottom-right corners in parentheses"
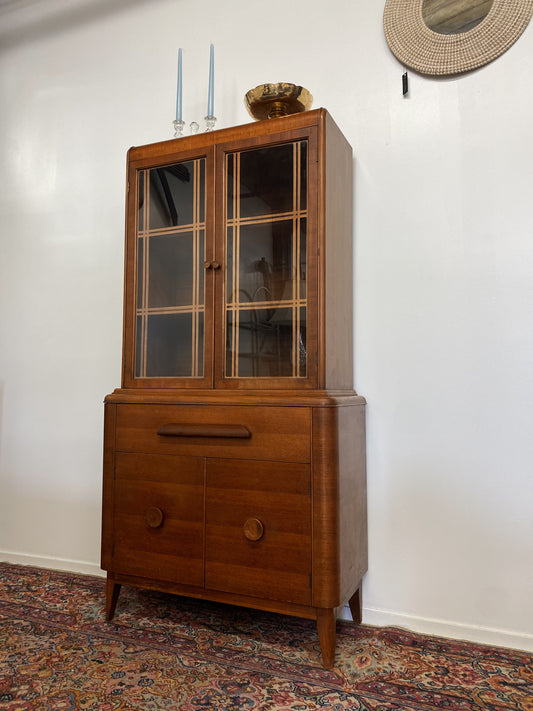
top-left (1, 0), bottom-right (532, 652)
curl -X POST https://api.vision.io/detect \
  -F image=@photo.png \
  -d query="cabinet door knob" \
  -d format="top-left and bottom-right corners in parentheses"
top-left (211, 261), bottom-right (221, 270)
top-left (203, 260), bottom-right (212, 269)
top-left (244, 518), bottom-right (264, 541)
top-left (145, 506), bottom-right (164, 528)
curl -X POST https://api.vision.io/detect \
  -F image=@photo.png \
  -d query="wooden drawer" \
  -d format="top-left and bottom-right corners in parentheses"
top-left (115, 404), bottom-right (311, 463)
top-left (112, 452), bottom-right (204, 586)
top-left (205, 459), bottom-right (312, 605)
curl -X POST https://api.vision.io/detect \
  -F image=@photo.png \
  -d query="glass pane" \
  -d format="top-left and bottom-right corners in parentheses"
top-left (226, 307), bottom-right (306, 378)
top-left (227, 143), bottom-right (306, 218)
top-left (226, 154), bottom-right (234, 221)
top-left (148, 162), bottom-right (199, 229)
top-left (138, 170), bottom-right (145, 228)
top-left (299, 221), bottom-right (307, 300)
top-left (227, 220), bottom-right (307, 305)
top-left (236, 221), bottom-right (294, 305)
top-left (226, 225), bottom-right (234, 302)
top-left (145, 313), bottom-right (192, 377)
top-left (135, 315), bottom-right (142, 378)
top-left (135, 158), bottom-right (206, 379)
top-left (137, 237), bottom-right (144, 307)
top-left (225, 141), bottom-right (308, 379)
top-left (148, 231), bottom-right (196, 308)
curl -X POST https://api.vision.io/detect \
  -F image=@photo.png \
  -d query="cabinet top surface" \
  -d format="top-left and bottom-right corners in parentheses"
top-left (127, 108), bottom-right (347, 162)
top-left (105, 388), bottom-right (365, 407)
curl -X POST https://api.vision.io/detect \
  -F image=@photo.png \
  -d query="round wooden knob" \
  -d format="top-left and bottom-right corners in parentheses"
top-left (211, 261), bottom-right (221, 270)
top-left (244, 518), bottom-right (264, 541)
top-left (203, 260), bottom-right (212, 269)
top-left (145, 506), bottom-right (164, 528)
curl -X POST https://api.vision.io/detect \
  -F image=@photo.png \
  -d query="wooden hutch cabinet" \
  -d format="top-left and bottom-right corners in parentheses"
top-left (101, 108), bottom-right (367, 667)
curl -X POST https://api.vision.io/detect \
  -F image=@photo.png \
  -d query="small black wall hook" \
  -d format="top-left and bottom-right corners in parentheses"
top-left (402, 70), bottom-right (409, 96)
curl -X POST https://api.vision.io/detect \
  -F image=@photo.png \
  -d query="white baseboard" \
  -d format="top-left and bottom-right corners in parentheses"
top-left (358, 606), bottom-right (533, 654)
top-left (0, 550), bottom-right (105, 578)
top-left (2, 551), bottom-right (531, 654)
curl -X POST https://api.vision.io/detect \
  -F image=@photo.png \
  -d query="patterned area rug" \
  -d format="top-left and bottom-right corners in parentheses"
top-left (0, 563), bottom-right (531, 710)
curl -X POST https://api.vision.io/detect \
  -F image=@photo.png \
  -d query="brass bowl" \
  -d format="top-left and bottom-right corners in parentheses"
top-left (245, 83), bottom-right (313, 121)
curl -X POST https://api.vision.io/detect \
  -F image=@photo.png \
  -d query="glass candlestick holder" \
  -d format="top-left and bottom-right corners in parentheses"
top-left (173, 119), bottom-right (185, 138)
top-left (190, 121), bottom-right (200, 134)
top-left (205, 115), bottom-right (217, 132)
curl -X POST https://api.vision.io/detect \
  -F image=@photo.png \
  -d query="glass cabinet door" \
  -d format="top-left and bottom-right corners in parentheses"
top-left (134, 158), bottom-right (208, 381)
top-left (223, 140), bottom-right (311, 382)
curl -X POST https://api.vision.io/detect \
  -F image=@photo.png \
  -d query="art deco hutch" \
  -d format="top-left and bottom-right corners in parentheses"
top-left (101, 108), bottom-right (367, 667)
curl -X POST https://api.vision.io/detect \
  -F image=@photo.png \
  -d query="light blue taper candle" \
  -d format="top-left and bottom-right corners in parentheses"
top-left (176, 48), bottom-right (183, 122)
top-left (207, 43), bottom-right (214, 117)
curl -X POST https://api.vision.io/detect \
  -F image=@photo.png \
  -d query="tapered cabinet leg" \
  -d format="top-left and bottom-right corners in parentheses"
top-left (316, 607), bottom-right (336, 668)
top-left (106, 576), bottom-right (121, 621)
top-left (348, 584), bottom-right (363, 624)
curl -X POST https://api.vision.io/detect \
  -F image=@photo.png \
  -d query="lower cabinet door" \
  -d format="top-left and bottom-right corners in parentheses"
top-left (205, 458), bottom-right (312, 605)
top-left (113, 452), bottom-right (204, 586)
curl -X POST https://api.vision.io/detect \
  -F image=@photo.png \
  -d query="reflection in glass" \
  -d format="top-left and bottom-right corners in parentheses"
top-left (226, 308), bottom-right (306, 378)
top-left (234, 221), bottom-right (294, 304)
top-left (135, 158), bottom-right (206, 379)
top-left (145, 314), bottom-right (193, 377)
top-left (146, 161), bottom-right (205, 229)
top-left (225, 141), bottom-right (308, 379)
top-left (147, 231), bottom-right (204, 309)
top-left (227, 142), bottom-right (307, 219)
top-left (422, 0), bottom-right (493, 34)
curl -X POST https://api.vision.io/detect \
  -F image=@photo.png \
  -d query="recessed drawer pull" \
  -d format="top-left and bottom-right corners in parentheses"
top-left (157, 423), bottom-right (251, 439)
top-left (244, 518), bottom-right (264, 541)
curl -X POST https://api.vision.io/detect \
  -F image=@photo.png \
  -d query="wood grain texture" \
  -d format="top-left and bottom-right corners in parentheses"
top-left (102, 110), bottom-right (367, 668)
top-left (205, 458), bottom-right (312, 605)
top-left (316, 607), bottom-right (336, 668)
top-left (112, 452), bottom-right (205, 586)
top-left (322, 111), bottom-right (355, 391)
top-left (115, 403), bottom-right (311, 462)
top-left (337, 403), bottom-right (368, 605)
top-left (311, 405), bottom-right (341, 607)
top-left (106, 387), bottom-right (365, 407)
top-left (107, 571), bottom-right (321, 620)
top-left (311, 402), bottom-right (367, 608)
top-left (100, 403), bottom-right (116, 571)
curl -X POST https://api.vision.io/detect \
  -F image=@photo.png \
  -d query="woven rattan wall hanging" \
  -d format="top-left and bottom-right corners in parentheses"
top-left (383, 0), bottom-right (533, 76)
